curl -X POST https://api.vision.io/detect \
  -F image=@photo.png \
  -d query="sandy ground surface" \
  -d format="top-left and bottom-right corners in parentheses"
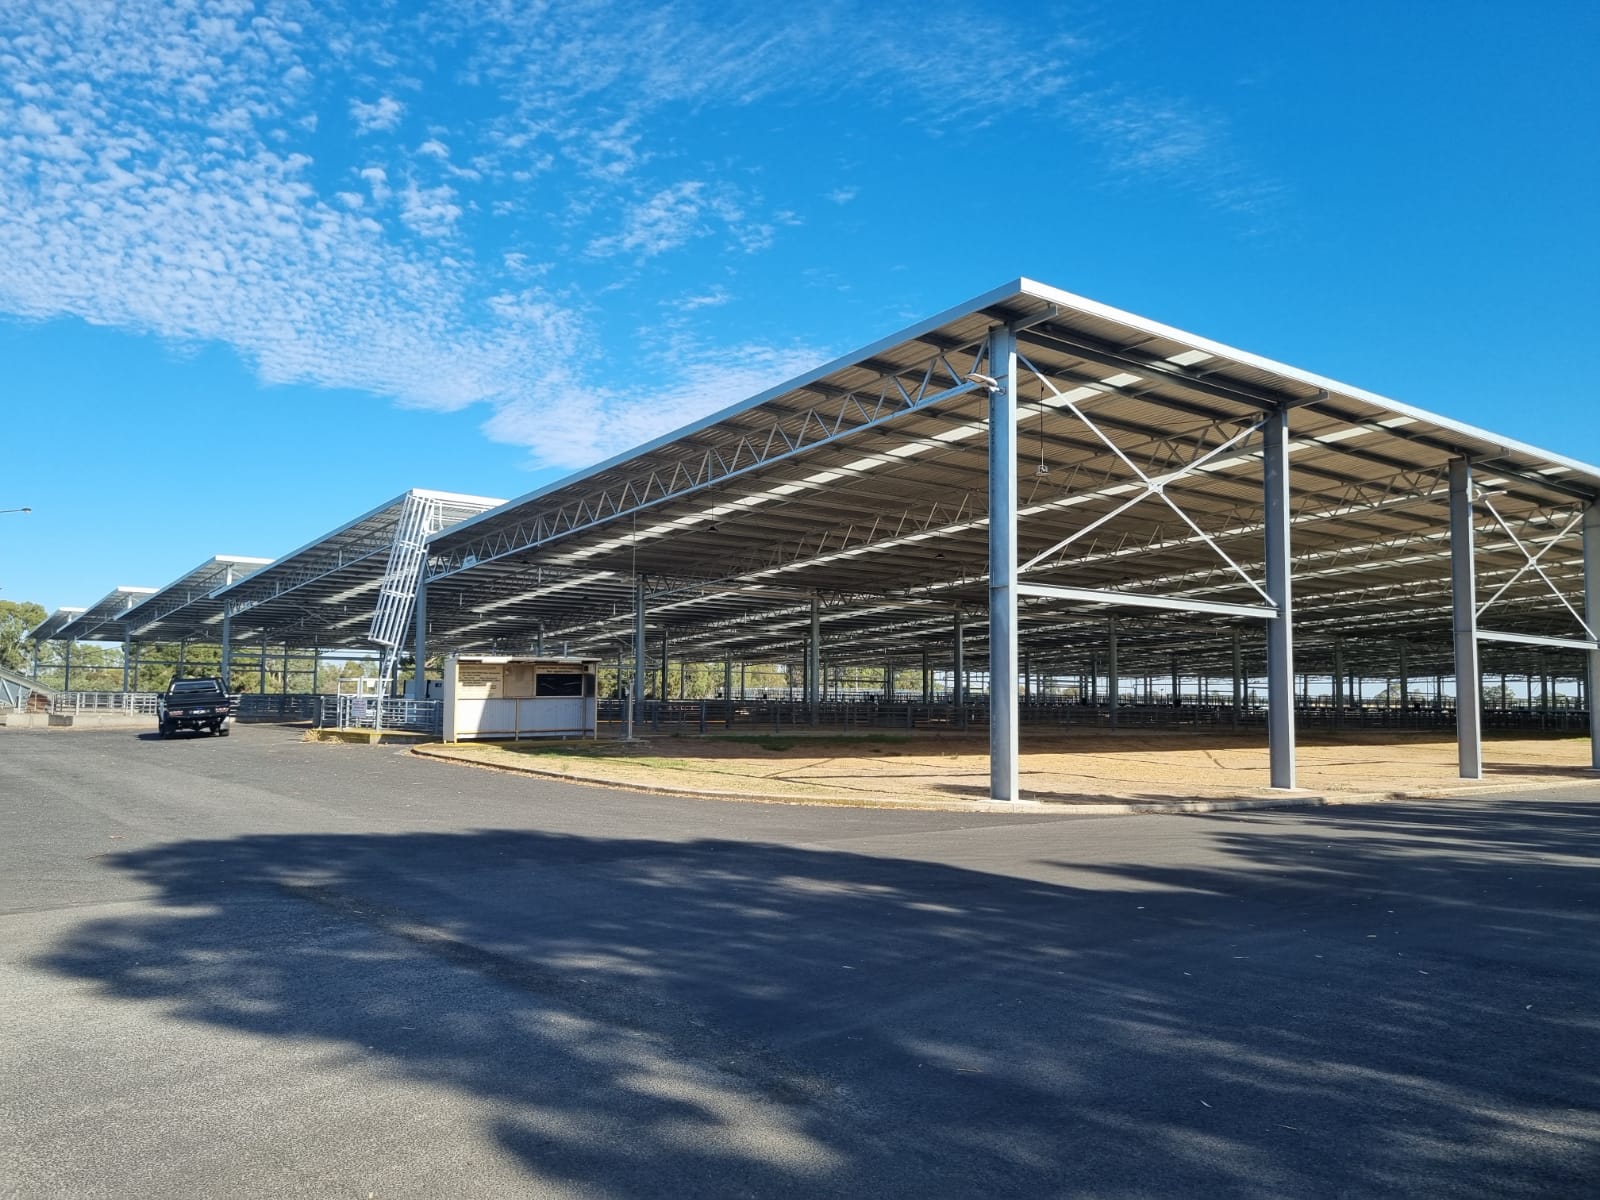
top-left (410, 729), bottom-right (1599, 808)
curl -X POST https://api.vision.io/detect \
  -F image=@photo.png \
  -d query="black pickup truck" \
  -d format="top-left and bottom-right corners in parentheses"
top-left (157, 677), bottom-right (237, 738)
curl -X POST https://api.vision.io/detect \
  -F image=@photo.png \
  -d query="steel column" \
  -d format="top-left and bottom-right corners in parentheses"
top-left (987, 326), bottom-right (1020, 799)
top-left (1333, 639), bottom-right (1345, 729)
top-left (659, 628), bottom-right (669, 703)
top-left (1450, 458), bottom-right (1483, 779)
top-left (1232, 627), bottom-right (1243, 721)
top-left (1107, 616), bottom-right (1119, 729)
top-left (808, 595), bottom-right (821, 726)
top-left (1586, 501), bottom-right (1600, 770)
top-left (412, 578), bottom-right (428, 700)
top-left (1398, 640), bottom-right (1410, 721)
top-left (220, 616), bottom-right (232, 687)
top-left (121, 639), bottom-right (130, 692)
top-left (631, 577), bottom-right (646, 735)
top-left (953, 611), bottom-right (965, 714)
top-left (724, 659), bottom-right (734, 728)
top-left (1263, 406), bottom-right (1297, 788)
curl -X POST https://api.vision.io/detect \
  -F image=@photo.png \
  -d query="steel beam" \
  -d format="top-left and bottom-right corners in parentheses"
top-left (1263, 406), bottom-right (1297, 788)
top-left (1477, 629), bottom-right (1599, 653)
top-left (1450, 458), bottom-right (1483, 779)
top-left (1014, 583), bottom-right (1276, 621)
top-left (988, 326), bottom-right (1020, 801)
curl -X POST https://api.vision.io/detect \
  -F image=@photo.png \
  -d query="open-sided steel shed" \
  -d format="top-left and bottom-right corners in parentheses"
top-left (416, 278), bottom-right (1600, 797)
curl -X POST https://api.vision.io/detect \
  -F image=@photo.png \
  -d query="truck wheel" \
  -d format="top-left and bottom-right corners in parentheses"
top-left (158, 722), bottom-right (171, 739)
top-left (216, 723), bottom-right (230, 737)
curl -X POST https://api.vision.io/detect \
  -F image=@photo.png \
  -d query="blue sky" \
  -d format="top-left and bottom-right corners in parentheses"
top-left (3, 0), bottom-right (1596, 615)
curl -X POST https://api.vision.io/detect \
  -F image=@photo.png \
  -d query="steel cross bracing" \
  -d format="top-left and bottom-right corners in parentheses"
top-left (425, 339), bottom-right (997, 581)
top-left (1474, 496), bottom-right (1596, 644)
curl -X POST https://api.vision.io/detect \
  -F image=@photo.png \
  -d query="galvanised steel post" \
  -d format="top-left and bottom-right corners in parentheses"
top-left (1232, 627), bottom-right (1243, 721)
top-left (808, 595), bottom-right (821, 726)
top-left (220, 614), bottom-right (232, 687)
top-left (1585, 501), bottom-right (1600, 770)
top-left (724, 658), bottom-right (734, 729)
top-left (412, 572), bottom-right (432, 704)
top-left (1333, 638), bottom-right (1345, 729)
top-left (953, 610), bottom-right (965, 715)
top-left (987, 325), bottom-right (1019, 800)
top-left (1263, 405), bottom-right (1297, 789)
top-left (1450, 458), bottom-right (1483, 779)
top-left (121, 638), bottom-right (130, 692)
top-left (1107, 616), bottom-right (1119, 730)
top-left (1398, 639), bottom-right (1410, 725)
top-left (631, 577), bottom-right (646, 736)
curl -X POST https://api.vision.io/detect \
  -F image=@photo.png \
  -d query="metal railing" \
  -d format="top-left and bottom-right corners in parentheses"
top-left (320, 694), bottom-right (443, 734)
top-left (50, 691), bottom-right (161, 715)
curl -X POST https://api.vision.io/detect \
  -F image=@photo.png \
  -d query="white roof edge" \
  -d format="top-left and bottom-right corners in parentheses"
top-left (212, 554), bottom-right (276, 566)
top-left (410, 487), bottom-right (507, 507)
top-left (433, 280), bottom-right (1036, 546)
top-left (1017, 279), bottom-right (1600, 488)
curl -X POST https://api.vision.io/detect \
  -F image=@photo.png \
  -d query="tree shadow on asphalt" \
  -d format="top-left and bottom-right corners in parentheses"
top-left (34, 797), bottom-right (1600, 1197)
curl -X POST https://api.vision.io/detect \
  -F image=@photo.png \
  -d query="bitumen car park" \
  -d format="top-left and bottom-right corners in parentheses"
top-left (3, 723), bottom-right (1598, 1197)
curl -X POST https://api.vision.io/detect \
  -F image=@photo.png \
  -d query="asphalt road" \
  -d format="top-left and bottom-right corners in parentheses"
top-left (3, 724), bottom-right (1598, 1198)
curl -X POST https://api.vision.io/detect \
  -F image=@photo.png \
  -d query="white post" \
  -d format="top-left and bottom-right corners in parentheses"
top-left (987, 326), bottom-right (1020, 801)
top-left (1450, 458), bottom-right (1483, 779)
top-left (1263, 406), bottom-right (1297, 788)
top-left (1585, 501), bottom-right (1600, 770)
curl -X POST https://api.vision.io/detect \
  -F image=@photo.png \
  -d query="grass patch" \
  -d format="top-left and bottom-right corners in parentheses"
top-left (705, 732), bottom-right (913, 752)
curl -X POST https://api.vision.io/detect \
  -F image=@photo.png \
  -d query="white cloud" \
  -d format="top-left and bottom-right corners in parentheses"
top-left (399, 181), bottom-right (462, 238)
top-left (350, 94), bottom-right (404, 133)
top-left (0, 0), bottom-right (1282, 491)
top-left (484, 342), bottom-right (827, 470)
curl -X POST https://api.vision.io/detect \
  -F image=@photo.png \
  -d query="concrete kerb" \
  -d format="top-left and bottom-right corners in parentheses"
top-left (407, 741), bottom-right (1553, 815)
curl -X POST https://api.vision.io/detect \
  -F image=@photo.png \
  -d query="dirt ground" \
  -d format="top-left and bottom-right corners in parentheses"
top-left (411, 729), bottom-right (1599, 809)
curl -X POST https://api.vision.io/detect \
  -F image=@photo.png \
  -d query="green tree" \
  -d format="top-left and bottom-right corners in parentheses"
top-left (0, 600), bottom-right (48, 672)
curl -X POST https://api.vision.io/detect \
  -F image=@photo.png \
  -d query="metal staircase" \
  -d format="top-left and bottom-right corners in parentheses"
top-left (369, 491), bottom-right (444, 693)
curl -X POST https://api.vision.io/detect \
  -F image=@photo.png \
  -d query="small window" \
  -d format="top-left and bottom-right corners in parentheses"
top-left (535, 672), bottom-right (584, 698)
